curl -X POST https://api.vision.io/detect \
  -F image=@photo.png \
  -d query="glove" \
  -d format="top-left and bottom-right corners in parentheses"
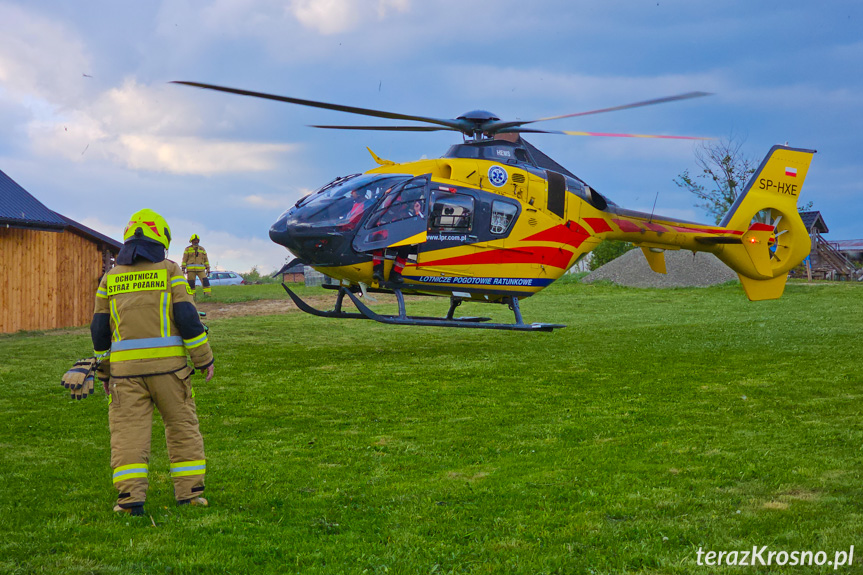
top-left (75, 375), bottom-right (96, 400)
top-left (61, 357), bottom-right (98, 400)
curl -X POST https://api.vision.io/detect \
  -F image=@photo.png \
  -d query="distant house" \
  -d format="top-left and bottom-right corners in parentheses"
top-left (303, 266), bottom-right (337, 287)
top-left (0, 169), bottom-right (122, 333)
top-left (830, 239), bottom-right (863, 264)
top-left (280, 261), bottom-right (305, 283)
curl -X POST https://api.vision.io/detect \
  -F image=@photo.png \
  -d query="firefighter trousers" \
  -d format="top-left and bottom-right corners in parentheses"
top-left (108, 366), bottom-right (206, 508)
top-left (186, 270), bottom-right (211, 294)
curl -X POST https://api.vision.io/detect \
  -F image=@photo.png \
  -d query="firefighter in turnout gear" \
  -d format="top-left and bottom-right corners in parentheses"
top-left (182, 234), bottom-right (211, 295)
top-left (91, 209), bottom-right (215, 516)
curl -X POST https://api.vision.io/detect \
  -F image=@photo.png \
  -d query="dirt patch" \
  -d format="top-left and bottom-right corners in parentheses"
top-left (196, 298), bottom-right (318, 319)
top-left (447, 471), bottom-right (491, 482)
top-left (195, 293), bottom-right (415, 319)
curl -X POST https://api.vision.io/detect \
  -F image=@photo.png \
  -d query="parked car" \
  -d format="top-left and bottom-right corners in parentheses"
top-left (207, 271), bottom-right (245, 286)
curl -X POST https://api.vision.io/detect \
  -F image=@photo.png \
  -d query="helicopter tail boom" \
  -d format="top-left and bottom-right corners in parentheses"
top-left (589, 145), bottom-right (816, 301)
top-left (712, 145), bottom-right (816, 300)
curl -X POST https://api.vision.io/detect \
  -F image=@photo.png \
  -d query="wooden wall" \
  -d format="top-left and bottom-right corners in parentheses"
top-left (0, 227), bottom-right (104, 333)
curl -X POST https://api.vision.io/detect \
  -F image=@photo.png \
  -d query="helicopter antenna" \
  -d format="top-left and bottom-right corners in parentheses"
top-left (649, 192), bottom-right (659, 223)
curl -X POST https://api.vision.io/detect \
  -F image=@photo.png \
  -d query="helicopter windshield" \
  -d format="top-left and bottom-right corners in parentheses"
top-left (285, 174), bottom-right (410, 229)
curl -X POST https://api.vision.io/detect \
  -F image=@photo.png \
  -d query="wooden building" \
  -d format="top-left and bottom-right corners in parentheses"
top-left (831, 239), bottom-right (863, 264)
top-left (798, 211), bottom-right (859, 280)
top-left (280, 261), bottom-right (306, 284)
top-left (0, 169), bottom-right (122, 333)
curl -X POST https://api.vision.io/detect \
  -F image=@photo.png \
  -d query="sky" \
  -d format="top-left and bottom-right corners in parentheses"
top-left (1, 0), bottom-right (861, 273)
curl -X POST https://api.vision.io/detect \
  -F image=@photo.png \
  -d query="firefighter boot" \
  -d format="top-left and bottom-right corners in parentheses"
top-left (178, 496), bottom-right (209, 507)
top-left (372, 261), bottom-right (385, 282)
top-left (114, 504), bottom-right (145, 516)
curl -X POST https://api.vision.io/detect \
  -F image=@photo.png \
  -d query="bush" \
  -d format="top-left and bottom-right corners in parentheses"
top-left (240, 265), bottom-right (281, 284)
top-left (589, 240), bottom-right (636, 270)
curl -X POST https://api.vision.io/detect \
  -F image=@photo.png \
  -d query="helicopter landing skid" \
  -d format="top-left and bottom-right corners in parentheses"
top-left (282, 284), bottom-right (487, 323)
top-left (282, 284), bottom-right (565, 332)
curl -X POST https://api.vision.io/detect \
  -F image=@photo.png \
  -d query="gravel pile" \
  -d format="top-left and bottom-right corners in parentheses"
top-left (582, 248), bottom-right (738, 288)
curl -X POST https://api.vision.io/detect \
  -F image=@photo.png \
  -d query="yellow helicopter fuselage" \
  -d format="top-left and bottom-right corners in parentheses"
top-left (308, 142), bottom-right (814, 303)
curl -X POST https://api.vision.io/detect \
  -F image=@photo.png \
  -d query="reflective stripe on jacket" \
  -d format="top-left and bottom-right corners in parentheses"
top-left (93, 259), bottom-right (213, 377)
top-left (182, 245), bottom-right (209, 270)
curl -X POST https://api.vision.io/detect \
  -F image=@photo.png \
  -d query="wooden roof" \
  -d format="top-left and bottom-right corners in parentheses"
top-left (799, 211), bottom-right (829, 234)
top-left (0, 168), bottom-right (121, 250)
top-left (0, 169), bottom-right (67, 230)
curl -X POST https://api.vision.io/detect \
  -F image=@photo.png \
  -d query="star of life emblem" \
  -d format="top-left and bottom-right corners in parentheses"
top-left (488, 165), bottom-right (508, 187)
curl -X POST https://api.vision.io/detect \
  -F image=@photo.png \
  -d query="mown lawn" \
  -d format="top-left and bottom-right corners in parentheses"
top-left (192, 281), bottom-right (312, 303)
top-left (1, 280), bottom-right (861, 574)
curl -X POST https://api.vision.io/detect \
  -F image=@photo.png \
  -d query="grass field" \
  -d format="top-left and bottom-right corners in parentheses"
top-left (1, 279), bottom-right (861, 574)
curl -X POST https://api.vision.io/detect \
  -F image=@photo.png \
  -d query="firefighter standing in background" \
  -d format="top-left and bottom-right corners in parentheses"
top-left (92, 209), bottom-right (215, 515)
top-left (182, 234), bottom-right (211, 296)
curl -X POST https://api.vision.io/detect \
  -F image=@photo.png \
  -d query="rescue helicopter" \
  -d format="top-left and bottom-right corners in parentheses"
top-left (174, 81), bottom-right (816, 331)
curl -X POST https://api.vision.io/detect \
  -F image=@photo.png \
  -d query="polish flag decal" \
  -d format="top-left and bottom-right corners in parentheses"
top-left (785, 167), bottom-right (798, 177)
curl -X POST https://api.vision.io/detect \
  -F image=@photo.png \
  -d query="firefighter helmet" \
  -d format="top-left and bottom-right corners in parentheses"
top-left (190, 234), bottom-right (200, 243)
top-left (123, 208), bottom-right (172, 249)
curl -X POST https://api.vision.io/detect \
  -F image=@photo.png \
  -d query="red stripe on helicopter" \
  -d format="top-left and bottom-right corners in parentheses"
top-left (748, 223), bottom-right (775, 232)
top-left (670, 225), bottom-right (743, 235)
top-left (643, 222), bottom-right (669, 233)
top-left (583, 217), bottom-right (613, 234)
top-left (521, 222), bottom-right (590, 248)
top-left (613, 219), bottom-right (643, 233)
top-left (613, 218), bottom-right (744, 237)
top-left (670, 225), bottom-right (702, 233)
top-left (419, 246), bottom-right (576, 269)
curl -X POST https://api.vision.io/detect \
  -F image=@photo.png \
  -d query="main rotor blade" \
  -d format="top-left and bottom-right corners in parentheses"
top-left (309, 125), bottom-right (458, 132)
top-left (485, 91), bottom-right (713, 132)
top-left (559, 130), bottom-right (712, 140)
top-left (172, 81), bottom-right (467, 131)
top-left (498, 127), bottom-right (712, 140)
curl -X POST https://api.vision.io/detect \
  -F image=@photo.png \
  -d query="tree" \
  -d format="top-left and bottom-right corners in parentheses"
top-left (674, 137), bottom-right (757, 224)
top-left (240, 265), bottom-right (281, 284)
top-left (589, 240), bottom-right (636, 270)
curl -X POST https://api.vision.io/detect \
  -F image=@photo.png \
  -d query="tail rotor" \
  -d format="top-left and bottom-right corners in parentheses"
top-left (714, 145), bottom-right (816, 300)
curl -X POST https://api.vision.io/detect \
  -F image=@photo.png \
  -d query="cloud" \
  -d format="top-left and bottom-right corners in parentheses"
top-left (376, 0), bottom-right (409, 19)
top-left (166, 220), bottom-right (289, 273)
top-left (290, 0), bottom-right (360, 35)
top-left (445, 65), bottom-right (723, 112)
top-left (28, 115), bottom-right (296, 175)
top-left (17, 72), bottom-right (297, 174)
top-left (78, 216), bottom-right (125, 244)
top-left (77, 215), bottom-right (291, 274)
top-left (0, 5), bottom-right (302, 176)
top-left (244, 193), bottom-right (290, 209)
top-left (0, 3), bottom-right (90, 106)
top-left (118, 135), bottom-right (294, 175)
top-left (289, 0), bottom-right (409, 35)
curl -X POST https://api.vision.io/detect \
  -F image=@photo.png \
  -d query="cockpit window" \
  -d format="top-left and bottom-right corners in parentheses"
top-left (295, 174), bottom-right (359, 209)
top-left (285, 174), bottom-right (409, 229)
top-left (366, 178), bottom-right (427, 228)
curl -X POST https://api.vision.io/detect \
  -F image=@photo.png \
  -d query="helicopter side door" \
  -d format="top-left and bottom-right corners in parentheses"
top-left (352, 175), bottom-right (430, 253)
top-left (415, 187), bottom-right (481, 274)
